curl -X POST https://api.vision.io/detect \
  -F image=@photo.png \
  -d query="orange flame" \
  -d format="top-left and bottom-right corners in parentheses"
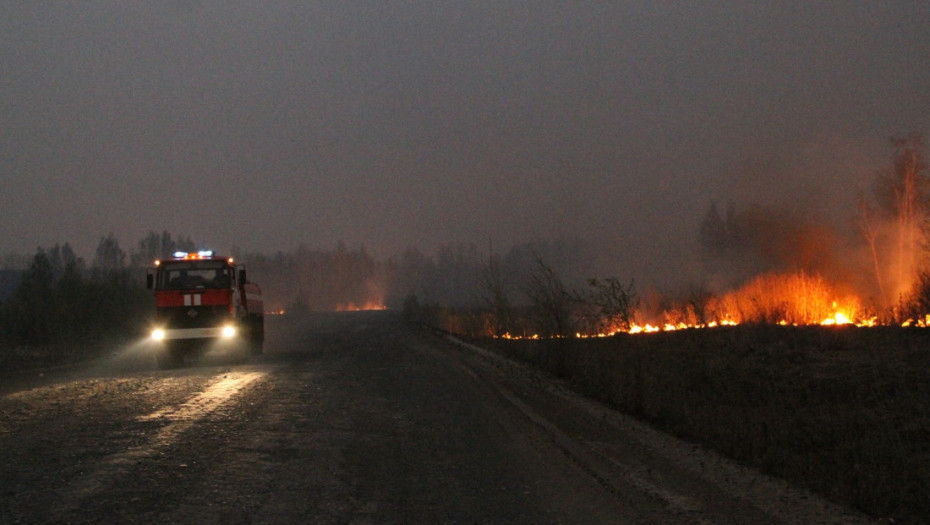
top-left (497, 271), bottom-right (894, 340)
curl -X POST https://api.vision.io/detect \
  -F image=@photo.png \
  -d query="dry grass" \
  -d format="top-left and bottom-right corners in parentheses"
top-left (477, 325), bottom-right (930, 524)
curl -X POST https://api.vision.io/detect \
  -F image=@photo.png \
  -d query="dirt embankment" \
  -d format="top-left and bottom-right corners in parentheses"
top-left (474, 325), bottom-right (930, 524)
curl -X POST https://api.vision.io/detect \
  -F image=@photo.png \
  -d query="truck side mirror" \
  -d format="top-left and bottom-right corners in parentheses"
top-left (146, 272), bottom-right (154, 289)
top-left (238, 269), bottom-right (247, 287)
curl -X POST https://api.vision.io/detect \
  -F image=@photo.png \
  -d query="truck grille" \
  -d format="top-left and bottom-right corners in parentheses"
top-left (157, 305), bottom-right (231, 329)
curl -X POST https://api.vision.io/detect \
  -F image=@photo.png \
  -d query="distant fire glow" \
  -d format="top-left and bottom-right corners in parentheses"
top-left (335, 302), bottom-right (387, 312)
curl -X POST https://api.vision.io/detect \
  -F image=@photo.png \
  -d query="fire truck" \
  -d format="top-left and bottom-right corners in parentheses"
top-left (147, 251), bottom-right (264, 368)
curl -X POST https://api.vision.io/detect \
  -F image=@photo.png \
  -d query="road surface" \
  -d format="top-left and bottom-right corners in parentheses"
top-left (0, 311), bottom-right (875, 524)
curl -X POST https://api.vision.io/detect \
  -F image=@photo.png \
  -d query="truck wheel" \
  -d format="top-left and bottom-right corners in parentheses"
top-left (250, 316), bottom-right (264, 356)
top-left (250, 337), bottom-right (263, 356)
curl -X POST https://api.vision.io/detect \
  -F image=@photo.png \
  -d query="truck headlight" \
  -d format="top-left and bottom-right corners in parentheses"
top-left (151, 329), bottom-right (166, 341)
top-left (221, 325), bottom-right (236, 338)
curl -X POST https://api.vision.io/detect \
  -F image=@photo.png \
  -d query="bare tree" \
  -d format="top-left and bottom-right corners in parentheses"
top-left (479, 255), bottom-right (513, 337)
top-left (861, 133), bottom-right (926, 305)
top-left (857, 192), bottom-right (887, 301)
top-left (890, 134), bottom-right (925, 293)
top-left (131, 230), bottom-right (198, 267)
top-left (524, 255), bottom-right (575, 338)
top-left (92, 233), bottom-right (126, 277)
top-left (579, 277), bottom-right (637, 334)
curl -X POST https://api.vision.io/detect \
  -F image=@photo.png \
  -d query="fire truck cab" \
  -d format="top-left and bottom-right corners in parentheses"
top-left (147, 251), bottom-right (264, 368)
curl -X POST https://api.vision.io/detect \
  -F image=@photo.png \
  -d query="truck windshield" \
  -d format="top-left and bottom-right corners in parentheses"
top-left (157, 261), bottom-right (232, 290)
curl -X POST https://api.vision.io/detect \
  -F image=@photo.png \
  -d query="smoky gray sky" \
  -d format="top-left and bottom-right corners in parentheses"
top-left (2, 2), bottom-right (928, 284)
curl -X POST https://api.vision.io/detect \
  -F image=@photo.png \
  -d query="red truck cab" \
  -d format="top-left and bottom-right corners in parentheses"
top-left (147, 251), bottom-right (264, 368)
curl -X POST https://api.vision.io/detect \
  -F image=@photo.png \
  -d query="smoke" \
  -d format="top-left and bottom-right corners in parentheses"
top-left (696, 133), bottom-right (927, 311)
top-left (701, 204), bottom-right (839, 284)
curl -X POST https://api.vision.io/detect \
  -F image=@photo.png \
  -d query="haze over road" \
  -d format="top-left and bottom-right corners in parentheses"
top-left (0, 312), bottom-right (874, 523)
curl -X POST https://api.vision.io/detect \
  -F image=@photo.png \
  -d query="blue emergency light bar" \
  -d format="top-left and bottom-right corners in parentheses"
top-left (172, 250), bottom-right (214, 259)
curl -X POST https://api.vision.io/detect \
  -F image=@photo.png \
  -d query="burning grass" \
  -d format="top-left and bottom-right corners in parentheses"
top-left (432, 270), bottom-right (882, 340)
top-left (628, 271), bottom-right (878, 335)
top-left (474, 325), bottom-right (930, 523)
top-left (703, 271), bottom-right (868, 326)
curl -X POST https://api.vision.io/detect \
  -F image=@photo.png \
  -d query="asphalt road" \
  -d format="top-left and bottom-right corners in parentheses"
top-left (0, 311), bottom-right (875, 524)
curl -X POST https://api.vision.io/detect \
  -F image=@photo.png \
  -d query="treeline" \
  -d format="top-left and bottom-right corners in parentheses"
top-left (241, 239), bottom-right (605, 332)
top-left (0, 231), bottom-right (198, 348)
top-left (369, 240), bottom-right (637, 338)
top-left (408, 256), bottom-right (638, 339)
top-left (250, 239), bottom-right (636, 340)
top-left (243, 242), bottom-right (385, 313)
top-left (1, 229), bottom-right (614, 348)
top-left (1, 239), bottom-right (142, 348)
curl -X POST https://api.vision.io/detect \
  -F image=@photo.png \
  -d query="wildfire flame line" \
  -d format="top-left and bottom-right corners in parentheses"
top-left (334, 301), bottom-right (387, 312)
top-left (498, 309), bottom-right (890, 340)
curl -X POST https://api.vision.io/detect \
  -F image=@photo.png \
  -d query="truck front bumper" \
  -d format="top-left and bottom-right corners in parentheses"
top-left (152, 325), bottom-right (237, 341)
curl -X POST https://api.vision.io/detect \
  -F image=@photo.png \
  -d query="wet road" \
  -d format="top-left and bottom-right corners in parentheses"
top-left (0, 311), bottom-right (873, 524)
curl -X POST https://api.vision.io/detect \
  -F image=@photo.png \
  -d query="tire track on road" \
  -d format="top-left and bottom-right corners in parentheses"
top-left (47, 371), bottom-right (267, 521)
